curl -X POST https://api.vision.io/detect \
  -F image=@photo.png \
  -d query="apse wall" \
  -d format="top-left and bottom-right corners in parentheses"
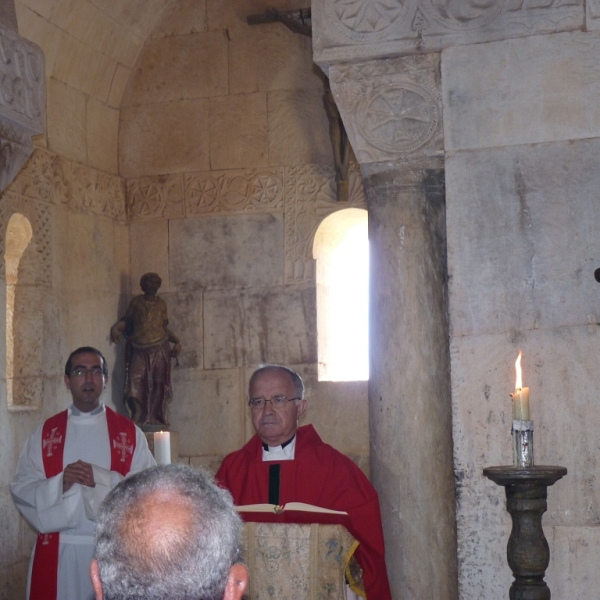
top-left (0, 151), bottom-right (129, 597)
top-left (0, 2), bottom-right (373, 596)
top-left (120, 2), bottom-right (371, 471)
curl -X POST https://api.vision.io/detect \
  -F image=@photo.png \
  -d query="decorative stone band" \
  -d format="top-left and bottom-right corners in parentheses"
top-left (4, 149), bottom-right (126, 223)
top-left (313, 0), bottom-right (581, 65)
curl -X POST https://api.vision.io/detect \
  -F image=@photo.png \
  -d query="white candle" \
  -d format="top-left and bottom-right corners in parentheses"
top-left (511, 352), bottom-right (530, 421)
top-left (154, 431), bottom-right (171, 465)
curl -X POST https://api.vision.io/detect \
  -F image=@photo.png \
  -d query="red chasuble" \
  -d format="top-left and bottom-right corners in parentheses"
top-left (216, 424), bottom-right (392, 600)
top-left (29, 407), bottom-right (136, 600)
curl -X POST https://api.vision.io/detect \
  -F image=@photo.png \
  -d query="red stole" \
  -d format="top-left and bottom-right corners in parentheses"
top-left (29, 407), bottom-right (136, 600)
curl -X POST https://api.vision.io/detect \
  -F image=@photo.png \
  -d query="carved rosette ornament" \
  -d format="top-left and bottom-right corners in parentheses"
top-left (329, 54), bottom-right (443, 164)
top-left (420, 0), bottom-right (504, 30)
top-left (0, 22), bottom-right (45, 192)
top-left (126, 169), bottom-right (285, 221)
top-left (313, 0), bottom-right (581, 64)
top-left (325, 0), bottom-right (409, 41)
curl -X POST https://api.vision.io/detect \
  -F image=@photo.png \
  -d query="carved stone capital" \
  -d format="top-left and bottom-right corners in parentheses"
top-left (0, 23), bottom-right (45, 134)
top-left (0, 121), bottom-right (33, 191)
top-left (329, 54), bottom-right (443, 166)
top-left (0, 22), bottom-right (45, 192)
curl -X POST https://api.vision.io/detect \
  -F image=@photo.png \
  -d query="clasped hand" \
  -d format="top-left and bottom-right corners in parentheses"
top-left (63, 460), bottom-right (95, 492)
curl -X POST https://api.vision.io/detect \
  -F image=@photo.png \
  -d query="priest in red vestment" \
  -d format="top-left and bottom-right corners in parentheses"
top-left (11, 347), bottom-right (156, 600)
top-left (216, 364), bottom-right (392, 600)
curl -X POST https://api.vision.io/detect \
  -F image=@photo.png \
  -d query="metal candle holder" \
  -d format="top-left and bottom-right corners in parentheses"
top-left (512, 420), bottom-right (534, 467)
top-left (483, 466), bottom-right (567, 600)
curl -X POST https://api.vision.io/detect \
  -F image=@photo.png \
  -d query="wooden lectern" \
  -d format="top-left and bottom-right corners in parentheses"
top-left (237, 504), bottom-right (366, 599)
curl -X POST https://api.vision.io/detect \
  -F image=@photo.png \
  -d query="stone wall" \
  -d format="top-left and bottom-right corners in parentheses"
top-left (0, 3), bottom-right (374, 596)
top-left (120, 1), bottom-right (372, 472)
top-left (445, 30), bottom-right (600, 600)
top-left (126, 165), bottom-right (369, 472)
top-left (0, 147), bottom-right (128, 598)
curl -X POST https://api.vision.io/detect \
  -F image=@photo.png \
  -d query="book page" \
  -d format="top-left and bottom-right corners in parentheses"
top-left (236, 502), bottom-right (347, 515)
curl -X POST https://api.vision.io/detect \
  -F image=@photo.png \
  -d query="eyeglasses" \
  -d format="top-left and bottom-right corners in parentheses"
top-left (71, 366), bottom-right (104, 377)
top-left (248, 396), bottom-right (301, 409)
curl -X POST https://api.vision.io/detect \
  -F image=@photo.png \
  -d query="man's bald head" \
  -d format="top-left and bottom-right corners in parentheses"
top-left (118, 489), bottom-right (197, 578)
top-left (93, 465), bottom-right (246, 600)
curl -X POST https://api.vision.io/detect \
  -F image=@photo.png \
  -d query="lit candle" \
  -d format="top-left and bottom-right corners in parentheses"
top-left (154, 431), bottom-right (171, 465)
top-left (511, 352), bottom-right (530, 421)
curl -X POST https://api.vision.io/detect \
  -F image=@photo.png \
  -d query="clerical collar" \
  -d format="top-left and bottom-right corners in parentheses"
top-left (70, 403), bottom-right (104, 417)
top-left (262, 435), bottom-right (296, 462)
top-left (262, 435), bottom-right (295, 452)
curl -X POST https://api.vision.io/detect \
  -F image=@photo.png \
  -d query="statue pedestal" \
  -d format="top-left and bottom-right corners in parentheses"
top-left (483, 466), bottom-right (567, 600)
top-left (145, 431), bottom-right (179, 464)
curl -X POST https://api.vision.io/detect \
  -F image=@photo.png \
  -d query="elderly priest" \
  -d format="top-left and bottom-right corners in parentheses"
top-left (216, 364), bottom-right (392, 600)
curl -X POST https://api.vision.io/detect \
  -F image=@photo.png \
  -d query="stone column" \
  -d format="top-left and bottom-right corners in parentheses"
top-left (328, 55), bottom-right (458, 599)
top-left (365, 158), bottom-right (456, 599)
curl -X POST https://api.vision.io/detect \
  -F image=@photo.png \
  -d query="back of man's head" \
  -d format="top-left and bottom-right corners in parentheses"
top-left (92, 464), bottom-right (246, 600)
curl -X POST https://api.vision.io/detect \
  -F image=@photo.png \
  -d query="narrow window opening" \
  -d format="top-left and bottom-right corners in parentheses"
top-left (313, 208), bottom-right (368, 382)
top-left (5, 213), bottom-right (33, 409)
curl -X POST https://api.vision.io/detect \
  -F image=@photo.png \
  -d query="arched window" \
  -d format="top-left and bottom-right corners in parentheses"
top-left (313, 208), bottom-right (368, 382)
top-left (5, 213), bottom-right (33, 409)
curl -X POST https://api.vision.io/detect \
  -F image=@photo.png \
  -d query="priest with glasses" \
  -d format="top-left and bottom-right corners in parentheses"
top-left (216, 364), bottom-right (391, 600)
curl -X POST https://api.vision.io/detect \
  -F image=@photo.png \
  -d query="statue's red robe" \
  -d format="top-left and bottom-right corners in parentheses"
top-left (216, 424), bottom-right (392, 600)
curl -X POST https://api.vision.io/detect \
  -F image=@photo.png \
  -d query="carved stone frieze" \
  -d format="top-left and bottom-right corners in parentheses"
top-left (0, 121), bottom-right (33, 191)
top-left (185, 169), bottom-right (284, 216)
top-left (126, 168), bottom-right (284, 220)
top-left (127, 174), bottom-right (185, 220)
top-left (284, 164), bottom-right (367, 284)
top-left (325, 0), bottom-right (409, 40)
top-left (329, 54), bottom-right (443, 165)
top-left (313, 0), bottom-right (582, 64)
top-left (3, 148), bottom-right (126, 222)
top-left (0, 191), bottom-right (51, 285)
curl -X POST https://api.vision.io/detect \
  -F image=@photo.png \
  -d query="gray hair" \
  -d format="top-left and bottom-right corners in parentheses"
top-left (94, 464), bottom-right (242, 600)
top-left (249, 364), bottom-right (305, 399)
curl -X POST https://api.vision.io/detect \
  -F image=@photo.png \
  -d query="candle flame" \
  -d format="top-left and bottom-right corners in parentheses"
top-left (515, 352), bottom-right (523, 390)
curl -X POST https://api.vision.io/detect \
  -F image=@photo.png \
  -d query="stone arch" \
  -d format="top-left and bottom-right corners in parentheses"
top-left (5, 213), bottom-right (33, 409)
top-left (1, 196), bottom-right (52, 411)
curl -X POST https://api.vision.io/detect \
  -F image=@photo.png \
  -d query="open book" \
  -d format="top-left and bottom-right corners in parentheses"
top-left (235, 502), bottom-right (348, 515)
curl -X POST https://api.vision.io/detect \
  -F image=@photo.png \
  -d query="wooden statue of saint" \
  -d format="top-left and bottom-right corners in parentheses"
top-left (110, 273), bottom-right (181, 431)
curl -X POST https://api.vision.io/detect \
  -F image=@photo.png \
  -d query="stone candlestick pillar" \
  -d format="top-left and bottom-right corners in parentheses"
top-left (327, 54), bottom-right (458, 599)
top-left (484, 466), bottom-right (568, 600)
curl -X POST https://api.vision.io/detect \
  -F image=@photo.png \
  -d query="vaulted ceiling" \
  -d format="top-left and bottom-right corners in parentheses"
top-left (13, 0), bottom-right (312, 175)
top-left (16, 0), bottom-right (178, 110)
